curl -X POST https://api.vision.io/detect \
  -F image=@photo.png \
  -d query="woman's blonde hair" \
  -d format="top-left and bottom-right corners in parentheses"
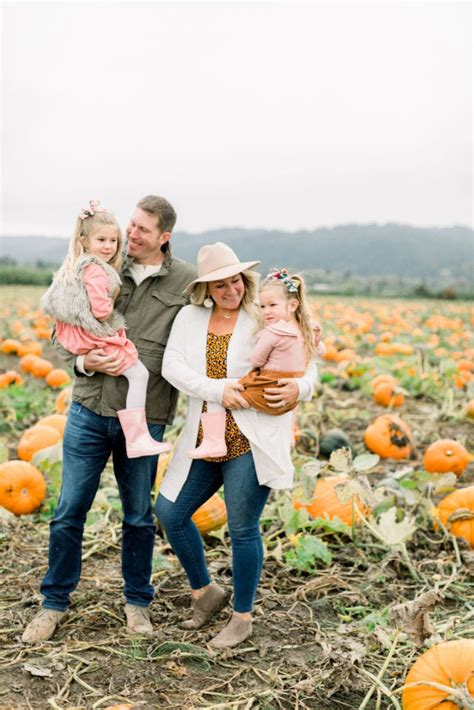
top-left (190, 269), bottom-right (260, 318)
top-left (260, 271), bottom-right (315, 363)
top-left (54, 209), bottom-right (123, 285)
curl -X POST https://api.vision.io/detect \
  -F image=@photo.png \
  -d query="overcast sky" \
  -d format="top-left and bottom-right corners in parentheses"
top-left (2, 1), bottom-right (472, 237)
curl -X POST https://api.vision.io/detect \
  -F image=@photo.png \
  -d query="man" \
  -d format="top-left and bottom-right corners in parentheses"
top-left (22, 195), bottom-right (196, 643)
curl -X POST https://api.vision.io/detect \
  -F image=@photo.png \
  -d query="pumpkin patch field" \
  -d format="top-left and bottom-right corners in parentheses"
top-left (0, 285), bottom-right (473, 710)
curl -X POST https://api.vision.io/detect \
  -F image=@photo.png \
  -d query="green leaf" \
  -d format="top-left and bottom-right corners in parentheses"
top-left (334, 477), bottom-right (375, 507)
top-left (400, 478), bottom-right (417, 490)
top-left (329, 447), bottom-right (352, 473)
top-left (353, 453), bottom-right (379, 472)
top-left (361, 607), bottom-right (389, 632)
top-left (31, 442), bottom-right (63, 466)
top-left (207, 525), bottom-right (227, 542)
top-left (373, 498), bottom-right (396, 517)
top-left (310, 516), bottom-right (352, 536)
top-left (428, 472), bottom-right (458, 494)
top-left (284, 506), bottom-right (311, 535)
top-left (391, 466), bottom-right (415, 480)
top-left (372, 507), bottom-right (417, 546)
top-left (284, 533), bottom-right (332, 571)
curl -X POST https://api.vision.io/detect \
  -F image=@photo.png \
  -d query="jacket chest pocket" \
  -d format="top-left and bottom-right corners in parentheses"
top-left (115, 287), bottom-right (133, 315)
top-left (141, 290), bottom-right (188, 346)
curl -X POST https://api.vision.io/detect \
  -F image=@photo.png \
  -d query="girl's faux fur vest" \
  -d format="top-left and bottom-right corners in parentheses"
top-left (40, 255), bottom-right (126, 338)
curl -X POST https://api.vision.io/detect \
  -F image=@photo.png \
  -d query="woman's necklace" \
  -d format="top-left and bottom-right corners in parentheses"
top-left (215, 308), bottom-right (234, 320)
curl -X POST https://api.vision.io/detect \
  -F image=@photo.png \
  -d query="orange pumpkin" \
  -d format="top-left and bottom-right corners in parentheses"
top-left (36, 414), bottom-right (67, 438)
top-left (375, 342), bottom-right (395, 356)
top-left (373, 382), bottom-right (404, 408)
top-left (33, 315), bottom-right (50, 328)
top-left (0, 370), bottom-right (23, 388)
top-left (370, 374), bottom-right (397, 391)
top-left (402, 639), bottom-right (474, 710)
top-left (458, 358), bottom-right (474, 372)
top-left (0, 460), bottom-right (47, 515)
top-left (17, 425), bottom-right (62, 462)
top-left (322, 344), bottom-right (339, 362)
top-left (294, 476), bottom-right (368, 526)
top-left (434, 486), bottom-right (474, 548)
top-left (45, 368), bottom-right (71, 388)
top-left (191, 493), bottom-right (227, 534)
top-left (453, 371), bottom-right (472, 389)
top-left (334, 348), bottom-right (357, 364)
top-left (364, 414), bottom-right (414, 459)
top-left (0, 338), bottom-right (21, 354)
top-left (4, 370), bottom-right (21, 384)
top-left (17, 341), bottom-right (43, 357)
top-left (391, 342), bottom-right (414, 356)
top-left (19, 353), bottom-right (41, 373)
top-left (55, 387), bottom-right (73, 414)
top-left (30, 358), bottom-right (54, 378)
top-left (423, 439), bottom-right (469, 477)
top-left (9, 319), bottom-right (25, 335)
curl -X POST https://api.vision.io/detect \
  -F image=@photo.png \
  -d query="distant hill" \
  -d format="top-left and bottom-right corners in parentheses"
top-left (1, 224), bottom-right (473, 281)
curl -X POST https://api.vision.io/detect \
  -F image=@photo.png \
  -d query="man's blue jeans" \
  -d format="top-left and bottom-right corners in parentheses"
top-left (40, 401), bottom-right (163, 611)
top-left (155, 452), bottom-right (270, 613)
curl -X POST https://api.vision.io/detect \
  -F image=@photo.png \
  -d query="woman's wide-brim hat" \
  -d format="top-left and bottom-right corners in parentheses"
top-left (184, 242), bottom-right (260, 295)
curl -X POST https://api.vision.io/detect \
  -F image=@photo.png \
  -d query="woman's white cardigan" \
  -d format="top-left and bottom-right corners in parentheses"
top-left (160, 305), bottom-right (318, 502)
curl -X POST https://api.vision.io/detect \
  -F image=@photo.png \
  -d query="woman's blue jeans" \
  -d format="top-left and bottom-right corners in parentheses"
top-left (155, 452), bottom-right (270, 613)
top-left (40, 401), bottom-right (163, 611)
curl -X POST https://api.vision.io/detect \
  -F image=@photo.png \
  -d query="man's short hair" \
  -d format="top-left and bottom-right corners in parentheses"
top-left (137, 195), bottom-right (177, 234)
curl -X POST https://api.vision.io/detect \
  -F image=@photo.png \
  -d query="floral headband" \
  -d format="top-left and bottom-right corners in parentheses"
top-left (268, 268), bottom-right (299, 293)
top-left (79, 200), bottom-right (106, 220)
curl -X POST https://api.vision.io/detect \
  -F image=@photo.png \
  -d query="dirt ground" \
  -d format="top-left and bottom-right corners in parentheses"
top-left (1, 391), bottom-right (473, 710)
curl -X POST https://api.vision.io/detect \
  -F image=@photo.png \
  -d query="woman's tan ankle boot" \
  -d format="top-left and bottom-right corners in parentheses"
top-left (181, 583), bottom-right (229, 630)
top-left (209, 613), bottom-right (252, 649)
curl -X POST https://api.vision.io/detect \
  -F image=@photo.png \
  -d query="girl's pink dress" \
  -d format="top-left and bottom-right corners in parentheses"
top-left (55, 263), bottom-right (138, 375)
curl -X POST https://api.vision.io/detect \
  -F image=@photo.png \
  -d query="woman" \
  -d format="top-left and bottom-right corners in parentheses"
top-left (156, 242), bottom-right (317, 648)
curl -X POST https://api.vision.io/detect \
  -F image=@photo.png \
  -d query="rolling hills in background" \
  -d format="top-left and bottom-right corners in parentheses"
top-left (1, 223), bottom-right (473, 295)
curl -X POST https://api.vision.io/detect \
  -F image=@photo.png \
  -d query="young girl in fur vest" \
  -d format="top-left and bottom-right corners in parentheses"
top-left (41, 200), bottom-right (171, 459)
top-left (188, 268), bottom-right (325, 459)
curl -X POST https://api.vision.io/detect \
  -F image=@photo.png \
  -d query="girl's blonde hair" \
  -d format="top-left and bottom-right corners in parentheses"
top-left (55, 208), bottom-right (123, 284)
top-left (260, 271), bottom-right (315, 363)
top-left (190, 269), bottom-right (260, 318)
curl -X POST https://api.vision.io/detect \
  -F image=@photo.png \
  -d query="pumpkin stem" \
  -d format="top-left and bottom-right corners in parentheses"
top-left (447, 508), bottom-right (474, 524)
top-left (401, 680), bottom-right (474, 709)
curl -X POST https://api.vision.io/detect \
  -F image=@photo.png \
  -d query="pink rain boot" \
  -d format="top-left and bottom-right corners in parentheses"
top-left (187, 412), bottom-right (227, 459)
top-left (117, 408), bottom-right (172, 459)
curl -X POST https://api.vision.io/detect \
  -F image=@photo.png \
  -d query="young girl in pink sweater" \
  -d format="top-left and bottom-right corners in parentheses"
top-left (41, 201), bottom-right (171, 459)
top-left (188, 268), bottom-right (325, 459)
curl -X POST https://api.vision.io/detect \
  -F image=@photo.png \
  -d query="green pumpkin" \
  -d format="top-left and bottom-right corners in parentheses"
top-left (319, 429), bottom-right (354, 458)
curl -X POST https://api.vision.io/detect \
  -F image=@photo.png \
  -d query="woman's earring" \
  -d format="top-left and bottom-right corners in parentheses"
top-left (203, 296), bottom-right (213, 308)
